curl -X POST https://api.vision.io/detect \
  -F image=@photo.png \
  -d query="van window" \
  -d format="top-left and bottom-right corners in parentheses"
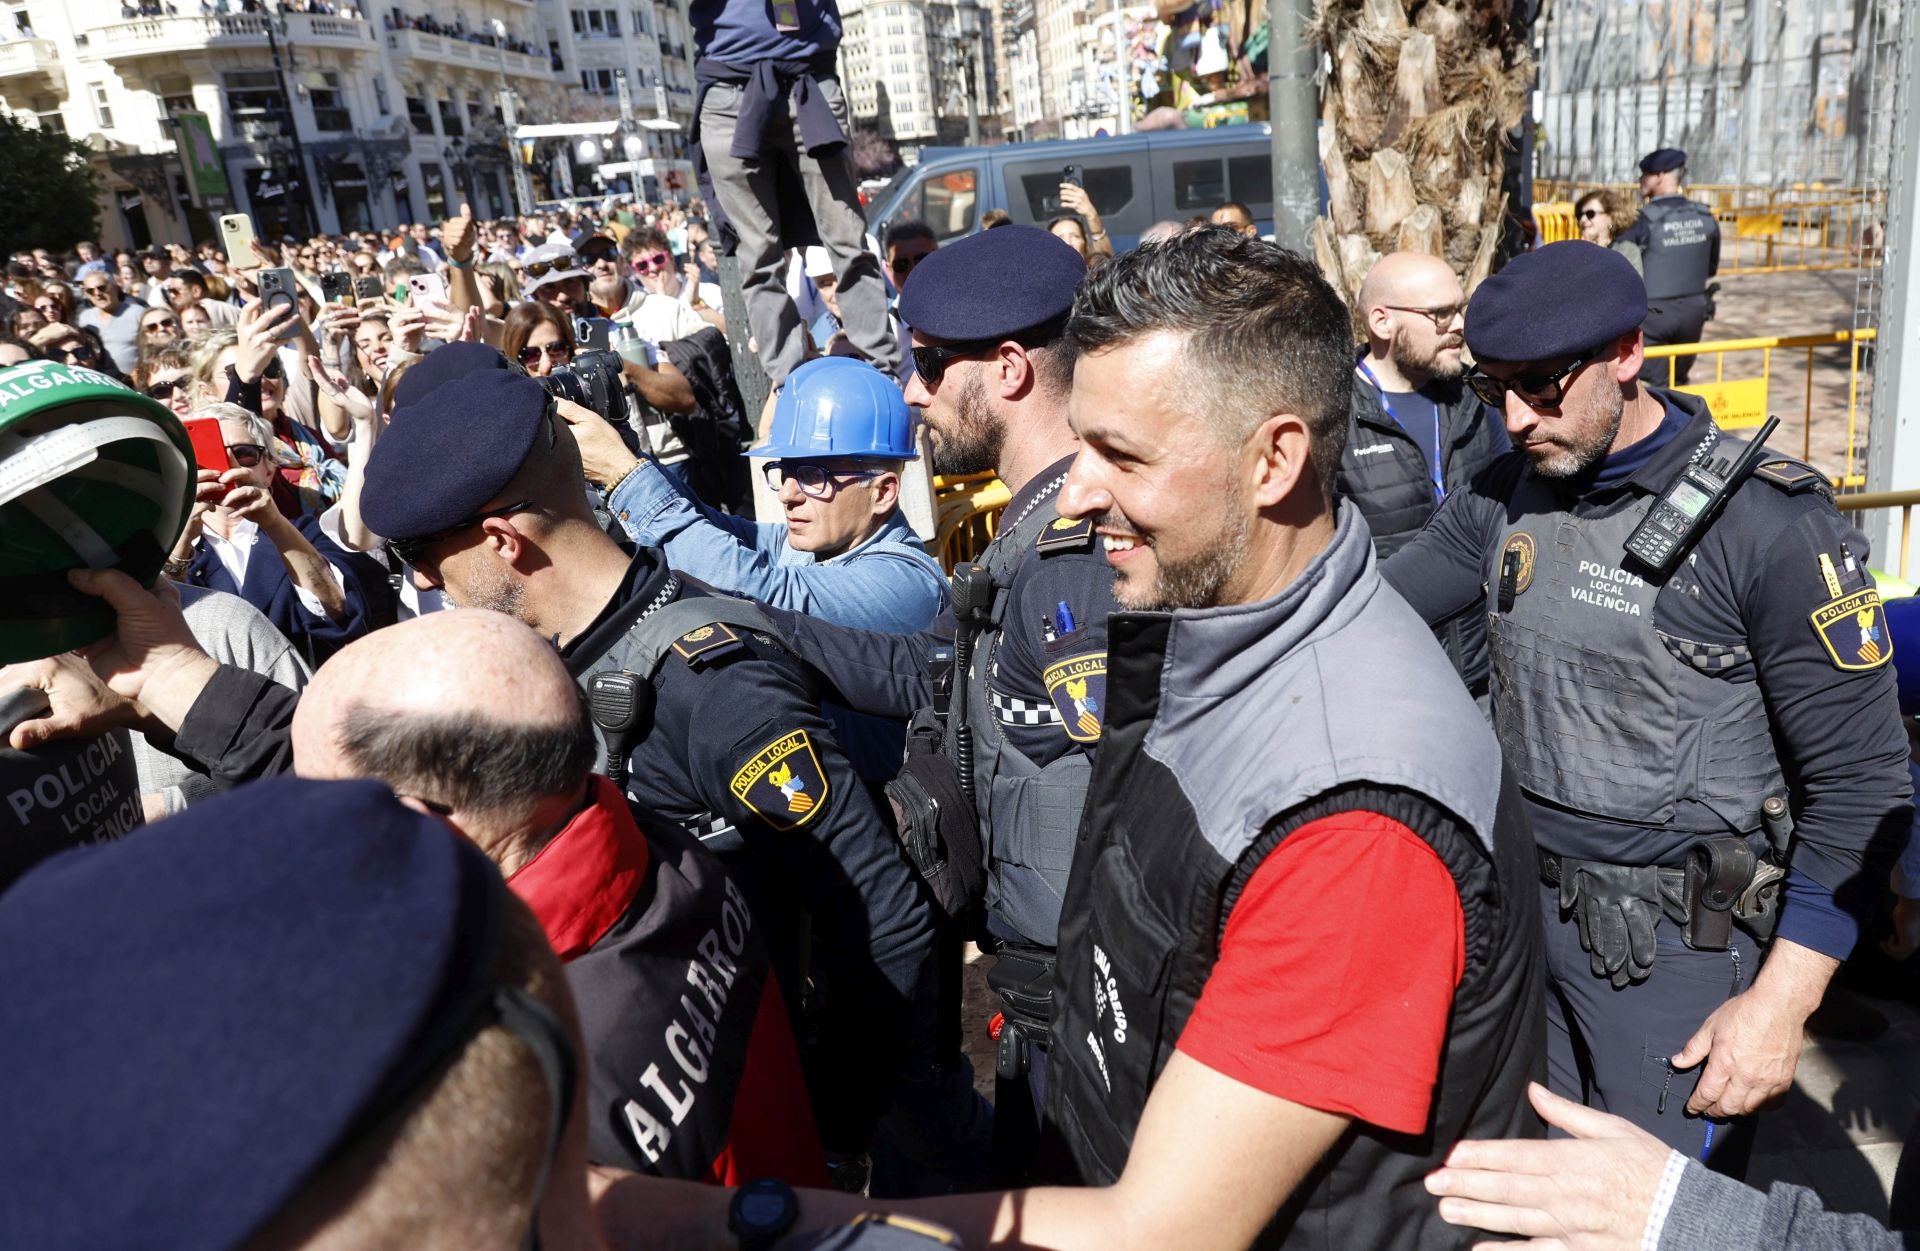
top-left (919, 168), bottom-right (979, 240)
top-left (1012, 165), bottom-right (1137, 224)
top-left (1171, 158), bottom-right (1226, 211)
top-left (1227, 154), bottom-right (1273, 210)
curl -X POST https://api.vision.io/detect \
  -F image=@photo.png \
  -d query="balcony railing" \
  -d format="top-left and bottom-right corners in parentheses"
top-left (0, 37), bottom-right (62, 83)
top-left (89, 12), bottom-right (375, 58)
top-left (385, 27), bottom-right (551, 79)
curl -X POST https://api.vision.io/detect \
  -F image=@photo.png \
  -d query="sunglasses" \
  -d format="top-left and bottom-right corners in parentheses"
top-left (910, 329), bottom-right (1055, 386)
top-left (226, 442), bottom-right (267, 468)
top-left (56, 342), bottom-right (97, 363)
top-left (144, 316), bottom-right (180, 332)
top-left (764, 461), bottom-right (881, 498)
top-left (145, 376), bottom-right (189, 400)
top-left (228, 359), bottom-right (285, 383)
top-left (1577, 209), bottom-right (1603, 222)
top-left (522, 258), bottom-right (575, 279)
top-left (517, 342), bottom-right (572, 366)
top-left (1464, 343), bottom-right (1612, 408)
top-left (580, 246), bottom-right (619, 264)
top-left (632, 253), bottom-right (672, 274)
top-left (82, 284), bottom-right (114, 296)
top-left (891, 252), bottom-right (927, 276)
top-left (33, 302), bottom-right (59, 314)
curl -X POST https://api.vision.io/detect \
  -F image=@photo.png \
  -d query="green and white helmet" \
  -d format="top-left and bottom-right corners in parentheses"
top-left (0, 360), bottom-right (195, 662)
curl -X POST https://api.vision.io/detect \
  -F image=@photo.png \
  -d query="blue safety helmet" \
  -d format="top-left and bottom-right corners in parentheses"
top-left (1886, 594), bottom-right (1920, 716)
top-left (750, 358), bottom-right (918, 462)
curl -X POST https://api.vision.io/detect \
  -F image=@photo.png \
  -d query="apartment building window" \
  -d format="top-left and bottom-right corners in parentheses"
top-left (630, 7), bottom-right (649, 35)
top-left (373, 77), bottom-right (390, 116)
top-left (224, 71), bottom-right (283, 133)
top-left (406, 93), bottom-right (434, 135)
top-left (31, 92), bottom-right (64, 134)
top-left (579, 68), bottom-right (617, 95)
top-left (437, 96), bottom-right (463, 136)
top-left (309, 72), bottom-right (352, 132)
top-left (154, 75), bottom-right (196, 120)
top-left (90, 84), bottom-right (116, 130)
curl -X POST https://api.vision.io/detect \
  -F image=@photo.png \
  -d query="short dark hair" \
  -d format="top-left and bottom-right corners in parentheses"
top-left (885, 221), bottom-right (937, 252)
top-left (622, 227), bottom-right (672, 259)
top-left (334, 697), bottom-right (595, 823)
top-left (1214, 200), bottom-right (1253, 220)
top-left (172, 268), bottom-right (208, 292)
top-left (1067, 227), bottom-right (1355, 495)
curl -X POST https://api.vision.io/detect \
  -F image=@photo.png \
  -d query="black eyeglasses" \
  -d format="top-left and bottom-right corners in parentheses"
top-left (763, 461), bottom-right (882, 498)
top-left (226, 442), bottom-right (267, 467)
top-left (145, 377), bottom-right (188, 400)
top-left (1384, 303), bottom-right (1465, 331)
top-left (1464, 343), bottom-right (1613, 408)
top-left (389, 498), bottom-right (536, 568)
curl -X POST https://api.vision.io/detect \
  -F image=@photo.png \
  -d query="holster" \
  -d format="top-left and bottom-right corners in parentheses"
top-left (987, 942), bottom-right (1054, 1080)
top-left (1684, 836), bottom-right (1755, 952)
top-left (885, 716), bottom-right (986, 923)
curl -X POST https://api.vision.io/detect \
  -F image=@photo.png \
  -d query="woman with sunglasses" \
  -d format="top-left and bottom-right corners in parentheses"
top-left (138, 305), bottom-right (184, 354)
top-left (501, 300), bottom-right (576, 380)
top-left (33, 282), bottom-right (76, 328)
top-left (1575, 189), bottom-right (1643, 276)
top-left (134, 345), bottom-right (197, 418)
top-left (160, 402), bottom-right (371, 665)
top-left (29, 323), bottom-right (126, 380)
top-left (191, 307), bottom-right (345, 518)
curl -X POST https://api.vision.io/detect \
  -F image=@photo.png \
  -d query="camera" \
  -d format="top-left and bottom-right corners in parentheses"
top-left (537, 348), bottom-right (626, 423)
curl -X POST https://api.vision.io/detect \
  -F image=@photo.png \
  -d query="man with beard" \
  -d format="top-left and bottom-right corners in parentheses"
top-left (1337, 251), bottom-right (1508, 700)
top-left (1382, 241), bottom-right (1910, 1175)
top-left (765, 225), bottom-right (1118, 1182)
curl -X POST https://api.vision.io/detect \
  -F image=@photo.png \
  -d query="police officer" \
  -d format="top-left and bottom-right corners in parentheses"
top-left (1622, 147), bottom-right (1720, 385)
top-left (766, 225), bottom-right (1118, 1181)
top-left (1382, 242), bottom-right (1911, 1172)
top-left (358, 369), bottom-right (936, 1186)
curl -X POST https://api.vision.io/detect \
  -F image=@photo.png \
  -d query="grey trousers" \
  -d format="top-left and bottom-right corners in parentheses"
top-left (698, 77), bottom-right (900, 386)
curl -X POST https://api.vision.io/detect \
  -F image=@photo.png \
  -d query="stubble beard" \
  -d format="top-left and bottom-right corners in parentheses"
top-left (1527, 384), bottom-right (1625, 479)
top-left (928, 370), bottom-right (1006, 477)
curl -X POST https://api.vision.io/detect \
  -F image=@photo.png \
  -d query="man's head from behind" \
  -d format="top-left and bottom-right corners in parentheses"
top-left (0, 777), bottom-right (599, 1251)
top-left (294, 610), bottom-right (596, 873)
top-left (1357, 251), bottom-right (1466, 383)
top-left (1060, 227), bottom-right (1354, 611)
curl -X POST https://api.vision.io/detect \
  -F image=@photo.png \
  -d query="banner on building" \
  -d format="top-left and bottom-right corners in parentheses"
top-left (174, 112), bottom-right (231, 208)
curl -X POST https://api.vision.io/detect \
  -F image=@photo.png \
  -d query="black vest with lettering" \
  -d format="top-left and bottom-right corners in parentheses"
top-left (1044, 508), bottom-right (1545, 1250)
top-left (1638, 197), bottom-right (1717, 300)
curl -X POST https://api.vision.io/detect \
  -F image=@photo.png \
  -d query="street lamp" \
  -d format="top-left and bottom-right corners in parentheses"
top-left (262, 0), bottom-right (316, 237)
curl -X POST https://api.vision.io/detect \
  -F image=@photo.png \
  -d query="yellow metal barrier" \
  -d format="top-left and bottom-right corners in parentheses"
top-left (1533, 201), bottom-right (1579, 245)
top-left (1532, 181), bottom-right (1884, 274)
top-left (1643, 328), bottom-right (1875, 486)
top-left (1836, 488), bottom-right (1920, 584)
top-left (932, 472), bottom-right (1011, 571)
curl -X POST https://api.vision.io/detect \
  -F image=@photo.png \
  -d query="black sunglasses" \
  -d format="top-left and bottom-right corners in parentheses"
top-left (57, 342), bottom-right (97, 363)
top-left (389, 498), bottom-right (536, 568)
top-left (911, 324), bottom-right (1058, 386)
top-left (226, 442), bottom-right (267, 467)
top-left (1464, 343), bottom-right (1612, 408)
top-left (145, 377), bottom-right (188, 400)
top-left (1577, 208), bottom-right (1603, 221)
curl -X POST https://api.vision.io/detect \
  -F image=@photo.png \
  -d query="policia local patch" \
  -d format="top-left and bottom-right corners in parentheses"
top-left (1811, 589), bottom-right (1892, 671)
top-left (729, 730), bottom-right (830, 830)
top-left (1044, 654), bottom-right (1108, 743)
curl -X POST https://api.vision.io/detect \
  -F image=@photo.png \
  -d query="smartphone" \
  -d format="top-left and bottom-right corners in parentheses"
top-left (1062, 164), bottom-right (1083, 188)
top-left (353, 275), bottom-right (385, 304)
top-left (218, 214), bottom-right (259, 268)
top-left (182, 417), bottom-right (231, 473)
top-left (407, 272), bottom-right (447, 306)
top-left (574, 316), bottom-right (613, 352)
top-left (257, 267), bottom-right (301, 340)
top-left (319, 270), bottom-right (354, 307)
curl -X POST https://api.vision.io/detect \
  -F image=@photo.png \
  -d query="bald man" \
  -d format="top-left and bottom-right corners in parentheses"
top-left (292, 610), bottom-right (831, 1187)
top-left (1338, 251), bottom-right (1510, 702)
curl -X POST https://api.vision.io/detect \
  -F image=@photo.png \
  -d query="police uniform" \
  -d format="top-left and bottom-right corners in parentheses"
top-left (360, 368), bottom-right (937, 1163)
top-left (1622, 148), bottom-right (1721, 386)
top-left (1381, 243), bottom-right (1911, 1168)
top-left (768, 227), bottom-right (1119, 1181)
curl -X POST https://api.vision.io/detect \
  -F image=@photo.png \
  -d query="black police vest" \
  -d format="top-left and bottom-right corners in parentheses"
top-left (1044, 510), bottom-right (1544, 1250)
top-left (1639, 197), bottom-right (1716, 300)
top-left (0, 696), bottom-right (143, 891)
top-left (1483, 427), bottom-right (1789, 862)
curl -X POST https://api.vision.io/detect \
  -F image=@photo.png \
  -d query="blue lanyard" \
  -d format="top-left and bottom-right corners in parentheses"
top-left (1355, 359), bottom-right (1445, 502)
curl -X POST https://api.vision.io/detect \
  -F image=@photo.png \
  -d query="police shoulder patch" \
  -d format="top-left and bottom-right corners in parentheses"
top-left (1810, 589), bottom-right (1892, 671)
top-left (670, 621), bottom-right (745, 667)
top-left (729, 729), bottom-right (830, 830)
top-left (1036, 514), bottom-right (1095, 554)
top-left (1043, 652), bottom-right (1108, 742)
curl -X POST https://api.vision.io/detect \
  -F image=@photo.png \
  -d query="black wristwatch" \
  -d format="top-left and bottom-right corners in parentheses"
top-left (729, 1177), bottom-right (799, 1251)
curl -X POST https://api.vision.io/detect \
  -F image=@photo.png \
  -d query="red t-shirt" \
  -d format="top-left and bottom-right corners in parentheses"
top-left (1174, 811), bottom-right (1466, 1135)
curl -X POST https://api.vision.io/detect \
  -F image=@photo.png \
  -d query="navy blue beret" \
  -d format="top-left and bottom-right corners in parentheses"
top-left (361, 369), bottom-right (549, 541)
top-left (1887, 596), bottom-right (1920, 715)
top-left (1639, 147), bottom-right (1687, 174)
top-left (391, 341), bottom-right (512, 417)
top-left (898, 225), bottom-right (1085, 341)
top-left (0, 777), bottom-right (503, 1251)
top-left (1466, 242), bottom-right (1648, 363)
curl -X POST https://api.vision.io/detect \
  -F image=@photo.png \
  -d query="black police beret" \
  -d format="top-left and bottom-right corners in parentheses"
top-left (898, 225), bottom-right (1086, 341)
top-left (361, 369), bottom-right (549, 541)
top-left (0, 777), bottom-right (503, 1251)
top-left (392, 341), bottom-right (512, 417)
top-left (1465, 241), bottom-right (1648, 363)
top-left (1639, 147), bottom-right (1687, 174)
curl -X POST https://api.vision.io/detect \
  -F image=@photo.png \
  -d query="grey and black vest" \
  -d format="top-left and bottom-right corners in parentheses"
top-left (1484, 427), bottom-right (1787, 860)
top-left (1046, 505), bottom-right (1545, 1250)
top-left (1638, 197), bottom-right (1717, 300)
top-left (950, 493), bottom-right (1091, 947)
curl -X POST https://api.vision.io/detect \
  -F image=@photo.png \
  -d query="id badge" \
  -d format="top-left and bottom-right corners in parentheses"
top-left (772, 0), bottom-right (800, 30)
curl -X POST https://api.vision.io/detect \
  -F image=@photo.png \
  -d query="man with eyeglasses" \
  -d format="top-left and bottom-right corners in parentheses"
top-left (75, 274), bottom-right (148, 374)
top-left (358, 368), bottom-right (938, 1194)
top-left (1337, 251), bottom-right (1509, 704)
top-left (1620, 147), bottom-right (1720, 385)
top-left (1381, 241), bottom-right (1910, 1177)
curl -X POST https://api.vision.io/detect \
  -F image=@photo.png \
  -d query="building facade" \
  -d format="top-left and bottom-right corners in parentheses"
top-left (837, 0), bottom-right (994, 158)
top-left (0, 0), bottom-right (695, 248)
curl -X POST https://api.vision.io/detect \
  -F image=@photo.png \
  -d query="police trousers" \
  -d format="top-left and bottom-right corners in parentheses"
top-left (1637, 294), bottom-right (1713, 386)
top-left (1541, 882), bottom-right (1759, 1175)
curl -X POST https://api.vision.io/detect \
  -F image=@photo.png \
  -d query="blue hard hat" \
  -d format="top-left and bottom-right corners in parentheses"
top-left (750, 357), bottom-right (918, 462)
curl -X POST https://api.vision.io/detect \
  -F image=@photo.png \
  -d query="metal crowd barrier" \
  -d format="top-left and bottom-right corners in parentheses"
top-left (1531, 181), bottom-right (1884, 274)
top-left (932, 471), bottom-right (1011, 571)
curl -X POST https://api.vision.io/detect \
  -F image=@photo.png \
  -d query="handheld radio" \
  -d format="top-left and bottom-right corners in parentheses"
top-left (1624, 415), bottom-right (1780, 577)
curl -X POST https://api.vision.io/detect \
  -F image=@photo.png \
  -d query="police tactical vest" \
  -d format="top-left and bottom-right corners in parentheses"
top-left (1639, 197), bottom-right (1716, 300)
top-left (1045, 507), bottom-right (1544, 1249)
top-left (953, 491), bottom-right (1092, 948)
top-left (1484, 433), bottom-right (1787, 852)
top-left (564, 812), bottom-right (824, 1185)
